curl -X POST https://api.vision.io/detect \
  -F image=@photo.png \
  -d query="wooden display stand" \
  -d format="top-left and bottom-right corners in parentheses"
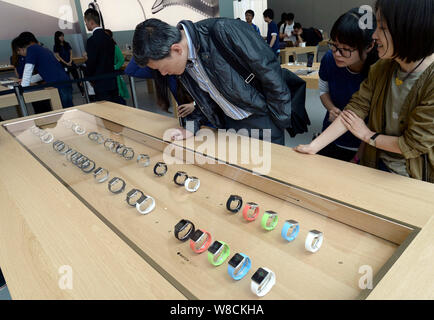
top-left (0, 102), bottom-right (433, 300)
top-left (281, 62), bottom-right (320, 90)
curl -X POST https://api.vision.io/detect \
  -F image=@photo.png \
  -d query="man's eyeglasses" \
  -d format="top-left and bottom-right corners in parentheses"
top-left (328, 42), bottom-right (357, 58)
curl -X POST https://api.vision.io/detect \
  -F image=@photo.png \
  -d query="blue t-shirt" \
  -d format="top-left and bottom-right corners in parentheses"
top-left (53, 42), bottom-right (72, 65)
top-left (266, 21), bottom-right (280, 54)
top-left (25, 44), bottom-right (70, 88)
top-left (251, 23), bottom-right (261, 35)
top-left (319, 50), bottom-right (368, 149)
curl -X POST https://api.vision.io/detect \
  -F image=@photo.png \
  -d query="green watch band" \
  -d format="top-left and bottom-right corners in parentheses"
top-left (207, 241), bottom-right (230, 266)
top-left (261, 211), bottom-right (279, 231)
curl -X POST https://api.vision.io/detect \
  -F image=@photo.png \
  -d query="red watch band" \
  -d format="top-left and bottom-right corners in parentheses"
top-left (189, 229), bottom-right (212, 253)
top-left (242, 202), bottom-right (260, 221)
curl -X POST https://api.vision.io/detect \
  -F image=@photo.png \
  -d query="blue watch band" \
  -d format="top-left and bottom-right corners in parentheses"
top-left (227, 253), bottom-right (251, 280)
top-left (281, 220), bottom-right (299, 242)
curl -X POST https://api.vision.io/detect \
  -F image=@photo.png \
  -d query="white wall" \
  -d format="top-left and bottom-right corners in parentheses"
top-left (233, 0), bottom-right (268, 36)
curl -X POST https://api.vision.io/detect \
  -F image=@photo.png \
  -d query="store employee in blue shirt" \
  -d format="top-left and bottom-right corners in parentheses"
top-left (16, 33), bottom-right (73, 108)
top-left (263, 8), bottom-right (280, 55)
top-left (245, 10), bottom-right (261, 36)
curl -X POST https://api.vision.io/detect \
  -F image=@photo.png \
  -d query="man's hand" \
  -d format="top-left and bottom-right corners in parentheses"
top-left (167, 128), bottom-right (194, 141)
top-left (177, 102), bottom-right (195, 118)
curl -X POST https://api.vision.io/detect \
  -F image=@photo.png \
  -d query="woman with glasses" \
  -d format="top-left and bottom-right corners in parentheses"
top-left (316, 8), bottom-right (378, 162)
top-left (296, 0), bottom-right (434, 182)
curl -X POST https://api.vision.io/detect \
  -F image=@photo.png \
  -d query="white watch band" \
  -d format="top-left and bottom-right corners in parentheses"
top-left (305, 230), bottom-right (324, 253)
top-left (136, 195), bottom-right (156, 215)
top-left (184, 176), bottom-right (200, 193)
top-left (250, 267), bottom-right (276, 297)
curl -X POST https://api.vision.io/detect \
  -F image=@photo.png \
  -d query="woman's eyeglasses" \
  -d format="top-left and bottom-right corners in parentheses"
top-left (328, 42), bottom-right (357, 58)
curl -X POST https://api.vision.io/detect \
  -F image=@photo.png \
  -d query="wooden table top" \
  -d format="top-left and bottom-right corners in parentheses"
top-left (1, 102), bottom-right (433, 299)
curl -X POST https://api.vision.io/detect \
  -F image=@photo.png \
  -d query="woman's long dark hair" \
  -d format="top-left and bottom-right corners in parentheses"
top-left (330, 8), bottom-right (379, 74)
top-left (54, 31), bottom-right (67, 49)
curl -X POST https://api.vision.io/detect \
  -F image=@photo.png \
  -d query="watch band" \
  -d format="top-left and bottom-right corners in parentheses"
top-left (242, 202), bottom-right (260, 221)
top-left (174, 219), bottom-right (195, 242)
top-left (250, 267), bottom-right (276, 297)
top-left (184, 176), bottom-right (200, 192)
top-left (226, 195), bottom-right (243, 213)
top-left (136, 195), bottom-right (156, 215)
top-left (369, 132), bottom-right (381, 147)
top-left (207, 241), bottom-right (230, 266)
top-left (281, 220), bottom-right (299, 242)
top-left (227, 253), bottom-right (251, 280)
top-left (189, 229), bottom-right (212, 253)
top-left (174, 171), bottom-right (188, 186)
top-left (261, 210), bottom-right (279, 231)
top-left (305, 230), bottom-right (324, 253)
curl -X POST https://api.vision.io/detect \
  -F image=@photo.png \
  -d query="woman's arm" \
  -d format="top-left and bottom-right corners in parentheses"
top-left (54, 52), bottom-right (68, 65)
top-left (320, 92), bottom-right (341, 122)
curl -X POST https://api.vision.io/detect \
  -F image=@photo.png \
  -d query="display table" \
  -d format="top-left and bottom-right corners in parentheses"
top-left (0, 102), bottom-right (433, 300)
top-left (280, 46), bottom-right (318, 64)
top-left (281, 62), bottom-right (320, 90)
top-left (0, 84), bottom-right (62, 112)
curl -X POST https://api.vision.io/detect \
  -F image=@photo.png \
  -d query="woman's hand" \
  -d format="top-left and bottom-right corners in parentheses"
top-left (328, 107), bottom-right (341, 122)
top-left (177, 102), bottom-right (195, 118)
top-left (340, 110), bottom-right (373, 142)
top-left (294, 143), bottom-right (318, 155)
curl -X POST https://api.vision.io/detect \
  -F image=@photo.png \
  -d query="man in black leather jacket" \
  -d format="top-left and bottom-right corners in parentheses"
top-left (133, 18), bottom-right (308, 145)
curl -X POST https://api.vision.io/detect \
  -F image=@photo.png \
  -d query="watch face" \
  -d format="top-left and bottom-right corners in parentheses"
top-left (251, 268), bottom-right (269, 284)
top-left (190, 229), bottom-right (204, 242)
top-left (228, 253), bottom-right (244, 268)
top-left (208, 241), bottom-right (223, 254)
top-left (265, 210), bottom-right (277, 217)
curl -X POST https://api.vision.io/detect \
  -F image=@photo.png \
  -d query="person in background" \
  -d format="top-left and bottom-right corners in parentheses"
top-left (245, 9), bottom-right (261, 36)
top-left (125, 57), bottom-right (194, 116)
top-left (277, 12), bottom-right (287, 31)
top-left (292, 22), bottom-right (323, 47)
top-left (104, 29), bottom-right (129, 105)
top-left (279, 12), bottom-right (296, 45)
top-left (53, 31), bottom-right (84, 97)
top-left (16, 32), bottom-right (73, 108)
top-left (317, 8), bottom-right (378, 162)
top-left (83, 8), bottom-right (120, 103)
top-left (10, 37), bottom-right (25, 79)
top-left (296, 0), bottom-right (434, 183)
top-left (263, 8), bottom-right (280, 56)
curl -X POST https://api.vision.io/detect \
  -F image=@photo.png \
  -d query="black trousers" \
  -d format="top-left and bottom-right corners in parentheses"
top-left (223, 113), bottom-right (285, 145)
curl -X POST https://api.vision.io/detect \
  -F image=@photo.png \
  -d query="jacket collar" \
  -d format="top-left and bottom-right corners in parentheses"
top-left (177, 20), bottom-right (200, 53)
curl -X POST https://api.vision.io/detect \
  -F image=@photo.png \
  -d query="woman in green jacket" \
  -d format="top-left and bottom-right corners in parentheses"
top-left (105, 29), bottom-right (130, 103)
top-left (296, 0), bottom-right (434, 183)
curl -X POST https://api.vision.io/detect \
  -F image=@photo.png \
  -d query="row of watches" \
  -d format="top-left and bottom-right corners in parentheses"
top-left (227, 195), bottom-right (324, 253)
top-left (174, 219), bottom-right (276, 297)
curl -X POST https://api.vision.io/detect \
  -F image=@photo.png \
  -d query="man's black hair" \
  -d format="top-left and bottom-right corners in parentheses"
top-left (133, 18), bottom-right (182, 67)
top-left (375, 0), bottom-right (434, 62)
top-left (287, 13), bottom-right (295, 21)
top-left (263, 8), bottom-right (274, 20)
top-left (293, 22), bottom-right (302, 29)
top-left (245, 9), bottom-right (255, 17)
top-left (84, 8), bottom-right (101, 26)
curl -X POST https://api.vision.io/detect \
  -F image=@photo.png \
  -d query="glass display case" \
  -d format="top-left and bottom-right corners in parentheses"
top-left (2, 109), bottom-right (419, 299)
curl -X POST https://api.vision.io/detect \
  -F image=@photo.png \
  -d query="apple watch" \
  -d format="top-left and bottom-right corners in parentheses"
top-left (189, 229), bottom-right (212, 253)
top-left (228, 253), bottom-right (251, 280)
top-left (242, 202), bottom-right (260, 221)
top-left (207, 240), bottom-right (230, 266)
top-left (368, 132), bottom-right (381, 148)
top-left (174, 171), bottom-right (188, 186)
top-left (126, 189), bottom-right (145, 207)
top-left (184, 176), bottom-right (200, 192)
top-left (250, 267), bottom-right (276, 297)
top-left (305, 230), bottom-right (324, 253)
top-left (154, 162), bottom-right (168, 176)
top-left (281, 220), bottom-right (299, 242)
top-left (261, 210), bottom-right (279, 231)
top-left (174, 219), bottom-right (195, 242)
top-left (136, 195), bottom-right (156, 215)
top-left (226, 195), bottom-right (243, 213)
